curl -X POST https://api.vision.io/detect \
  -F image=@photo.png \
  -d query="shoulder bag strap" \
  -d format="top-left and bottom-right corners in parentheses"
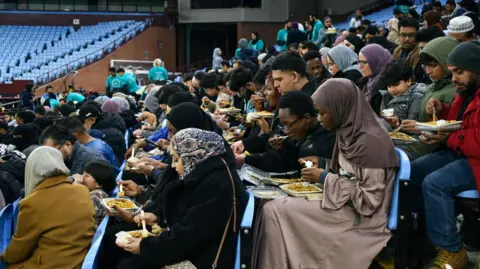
top-left (212, 158), bottom-right (237, 268)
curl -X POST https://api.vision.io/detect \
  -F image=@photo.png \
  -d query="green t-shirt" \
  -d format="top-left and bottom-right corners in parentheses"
top-left (148, 67), bottom-right (169, 81)
top-left (106, 75), bottom-right (124, 92)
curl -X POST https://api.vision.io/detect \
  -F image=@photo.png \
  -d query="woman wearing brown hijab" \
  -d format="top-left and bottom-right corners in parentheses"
top-left (252, 78), bottom-right (398, 269)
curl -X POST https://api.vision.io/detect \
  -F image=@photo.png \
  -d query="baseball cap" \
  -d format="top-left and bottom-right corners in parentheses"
top-left (78, 104), bottom-right (101, 122)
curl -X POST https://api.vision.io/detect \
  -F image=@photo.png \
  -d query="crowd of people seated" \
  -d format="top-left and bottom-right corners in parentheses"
top-left (1, 1), bottom-right (480, 268)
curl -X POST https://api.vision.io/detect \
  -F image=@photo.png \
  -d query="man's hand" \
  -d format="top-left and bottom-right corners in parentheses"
top-left (132, 163), bottom-right (155, 176)
top-left (256, 117), bottom-right (270, 134)
top-left (118, 180), bottom-right (143, 197)
top-left (421, 131), bottom-right (450, 145)
top-left (400, 120), bottom-right (421, 134)
top-left (383, 115), bottom-right (400, 129)
top-left (235, 154), bottom-right (246, 168)
top-left (231, 141), bottom-right (245, 154)
top-left (108, 205), bottom-right (135, 223)
top-left (116, 237), bottom-right (141, 254)
top-left (71, 174), bottom-right (84, 184)
top-left (301, 167), bottom-right (324, 184)
top-left (134, 212), bottom-right (159, 227)
top-left (156, 139), bottom-right (170, 151)
top-left (268, 136), bottom-right (284, 150)
top-left (215, 119), bottom-right (230, 130)
top-left (426, 98), bottom-right (444, 115)
top-left (299, 156), bottom-right (319, 168)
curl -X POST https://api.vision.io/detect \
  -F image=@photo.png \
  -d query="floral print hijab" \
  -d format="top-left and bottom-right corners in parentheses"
top-left (171, 128), bottom-right (226, 180)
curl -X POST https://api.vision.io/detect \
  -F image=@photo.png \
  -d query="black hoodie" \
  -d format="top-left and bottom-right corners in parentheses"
top-left (93, 113), bottom-right (127, 162)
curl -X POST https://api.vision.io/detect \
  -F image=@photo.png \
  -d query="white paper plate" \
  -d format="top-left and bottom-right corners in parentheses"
top-left (415, 121), bottom-right (462, 132)
top-left (280, 183), bottom-right (322, 197)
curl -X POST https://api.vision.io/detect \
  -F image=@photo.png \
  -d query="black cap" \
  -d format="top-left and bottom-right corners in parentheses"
top-left (78, 104), bottom-right (101, 122)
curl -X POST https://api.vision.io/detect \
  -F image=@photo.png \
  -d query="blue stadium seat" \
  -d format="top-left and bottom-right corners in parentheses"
top-left (235, 192), bottom-right (255, 269)
top-left (0, 204), bottom-right (13, 253)
top-left (81, 216), bottom-right (109, 269)
top-left (457, 190), bottom-right (479, 199)
top-left (388, 148), bottom-right (411, 230)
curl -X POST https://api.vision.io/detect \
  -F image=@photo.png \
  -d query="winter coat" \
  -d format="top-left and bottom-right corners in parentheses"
top-left (380, 83), bottom-right (427, 121)
top-left (0, 176), bottom-right (95, 269)
top-left (92, 113), bottom-right (127, 162)
top-left (138, 155), bottom-right (248, 269)
top-left (442, 88), bottom-right (480, 194)
top-left (0, 155), bottom-right (25, 204)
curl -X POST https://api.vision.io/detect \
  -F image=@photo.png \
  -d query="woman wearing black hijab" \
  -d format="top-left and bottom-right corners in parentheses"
top-left (12, 124), bottom-right (40, 151)
top-left (166, 102), bottom-right (222, 137)
top-left (345, 35), bottom-right (365, 54)
top-left (99, 104), bottom-right (237, 269)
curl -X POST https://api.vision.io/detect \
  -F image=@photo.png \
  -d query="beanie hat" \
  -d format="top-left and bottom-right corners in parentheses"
top-left (448, 16), bottom-right (475, 33)
top-left (447, 41), bottom-right (480, 73)
top-left (239, 38), bottom-right (249, 49)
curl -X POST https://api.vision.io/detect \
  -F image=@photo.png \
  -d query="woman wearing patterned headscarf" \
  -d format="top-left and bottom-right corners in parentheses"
top-left (358, 44), bottom-right (393, 115)
top-left (114, 128), bottom-right (248, 269)
top-left (252, 78), bottom-right (398, 269)
top-left (0, 146), bottom-right (95, 268)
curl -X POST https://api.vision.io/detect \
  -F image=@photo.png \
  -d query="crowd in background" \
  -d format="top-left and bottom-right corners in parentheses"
top-left (0, 1), bottom-right (480, 268)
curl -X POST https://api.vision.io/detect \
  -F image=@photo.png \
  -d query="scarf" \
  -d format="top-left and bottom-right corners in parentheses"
top-left (311, 78), bottom-right (398, 170)
top-left (101, 99), bottom-right (121, 114)
top-left (171, 128), bottom-right (226, 179)
top-left (24, 146), bottom-right (70, 196)
top-left (360, 44), bottom-right (393, 102)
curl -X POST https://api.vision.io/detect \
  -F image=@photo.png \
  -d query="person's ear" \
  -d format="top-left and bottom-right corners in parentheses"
top-left (292, 72), bottom-right (299, 83)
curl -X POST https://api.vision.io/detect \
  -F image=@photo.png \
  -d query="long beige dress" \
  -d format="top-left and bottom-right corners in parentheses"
top-left (252, 153), bottom-right (396, 269)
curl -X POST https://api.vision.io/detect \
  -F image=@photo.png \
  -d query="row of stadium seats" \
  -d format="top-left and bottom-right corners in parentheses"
top-left (335, 0), bottom-right (448, 30)
top-left (0, 19), bottom-right (150, 85)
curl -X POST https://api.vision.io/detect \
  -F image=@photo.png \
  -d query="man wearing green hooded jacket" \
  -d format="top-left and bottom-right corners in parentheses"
top-left (399, 36), bottom-right (459, 159)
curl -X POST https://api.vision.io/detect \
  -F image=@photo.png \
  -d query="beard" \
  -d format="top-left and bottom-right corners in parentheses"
top-left (457, 73), bottom-right (480, 97)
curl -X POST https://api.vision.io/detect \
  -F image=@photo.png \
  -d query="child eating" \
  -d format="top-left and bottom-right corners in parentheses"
top-left (82, 160), bottom-right (116, 229)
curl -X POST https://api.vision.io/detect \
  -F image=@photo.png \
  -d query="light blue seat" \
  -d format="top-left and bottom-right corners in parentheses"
top-left (12, 198), bottom-right (20, 234)
top-left (235, 192), bottom-right (255, 269)
top-left (0, 204), bottom-right (13, 253)
top-left (457, 190), bottom-right (479, 199)
top-left (388, 148), bottom-right (411, 230)
top-left (81, 216), bottom-right (109, 269)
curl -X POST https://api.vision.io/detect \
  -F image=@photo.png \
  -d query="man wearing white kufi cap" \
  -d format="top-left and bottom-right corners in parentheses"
top-left (447, 16), bottom-right (477, 42)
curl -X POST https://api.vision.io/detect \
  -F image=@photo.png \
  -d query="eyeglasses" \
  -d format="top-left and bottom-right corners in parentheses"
top-left (400, 33), bottom-right (416, 39)
top-left (358, 60), bottom-right (369, 66)
top-left (278, 117), bottom-right (302, 133)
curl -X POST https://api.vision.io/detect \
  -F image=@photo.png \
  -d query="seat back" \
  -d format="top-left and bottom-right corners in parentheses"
top-left (0, 204), bottom-right (13, 253)
top-left (456, 190), bottom-right (479, 199)
top-left (81, 216), bottom-right (109, 269)
top-left (12, 198), bottom-right (21, 234)
top-left (235, 192), bottom-right (255, 269)
top-left (388, 148), bottom-right (411, 231)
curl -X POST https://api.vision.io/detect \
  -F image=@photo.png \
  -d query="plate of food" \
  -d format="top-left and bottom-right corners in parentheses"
top-left (102, 198), bottom-right (139, 213)
top-left (218, 107), bottom-right (241, 114)
top-left (248, 186), bottom-right (288, 199)
top-left (280, 183), bottom-right (322, 197)
top-left (262, 177), bottom-right (304, 186)
top-left (416, 120), bottom-right (462, 132)
top-left (389, 132), bottom-right (417, 144)
top-left (247, 111), bottom-right (275, 120)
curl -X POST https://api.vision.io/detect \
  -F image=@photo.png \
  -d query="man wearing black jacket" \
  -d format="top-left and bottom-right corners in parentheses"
top-left (234, 91), bottom-right (335, 173)
top-left (271, 51), bottom-right (319, 96)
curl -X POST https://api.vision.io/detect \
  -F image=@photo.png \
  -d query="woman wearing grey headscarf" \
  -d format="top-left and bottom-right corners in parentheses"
top-left (94, 95), bottom-right (110, 107)
top-left (212, 48), bottom-right (223, 70)
top-left (327, 45), bottom-right (363, 83)
top-left (0, 146), bottom-right (95, 268)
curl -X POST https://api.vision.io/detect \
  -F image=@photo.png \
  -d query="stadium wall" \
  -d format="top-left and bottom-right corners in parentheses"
top-left (36, 26), bottom-right (176, 94)
top-left (0, 11), bottom-right (169, 27)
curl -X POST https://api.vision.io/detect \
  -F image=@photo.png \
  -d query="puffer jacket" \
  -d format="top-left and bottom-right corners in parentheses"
top-left (93, 113), bottom-right (127, 162)
top-left (380, 83), bottom-right (428, 121)
top-left (0, 154), bottom-right (25, 204)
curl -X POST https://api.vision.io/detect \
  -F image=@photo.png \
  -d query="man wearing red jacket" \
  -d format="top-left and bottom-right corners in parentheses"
top-left (409, 41), bottom-right (480, 269)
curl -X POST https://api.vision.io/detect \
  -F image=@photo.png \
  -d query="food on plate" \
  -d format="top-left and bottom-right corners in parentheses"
top-left (218, 107), bottom-right (241, 114)
top-left (423, 120), bottom-right (460, 126)
top-left (285, 183), bottom-right (321, 192)
top-left (151, 224), bottom-right (163, 235)
top-left (389, 132), bottom-right (416, 141)
top-left (270, 178), bottom-right (303, 184)
top-left (128, 230), bottom-right (154, 238)
top-left (106, 199), bottom-right (136, 209)
top-left (251, 190), bottom-right (285, 199)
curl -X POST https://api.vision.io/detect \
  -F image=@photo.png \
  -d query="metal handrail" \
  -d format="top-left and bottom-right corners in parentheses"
top-left (35, 18), bottom-right (151, 86)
